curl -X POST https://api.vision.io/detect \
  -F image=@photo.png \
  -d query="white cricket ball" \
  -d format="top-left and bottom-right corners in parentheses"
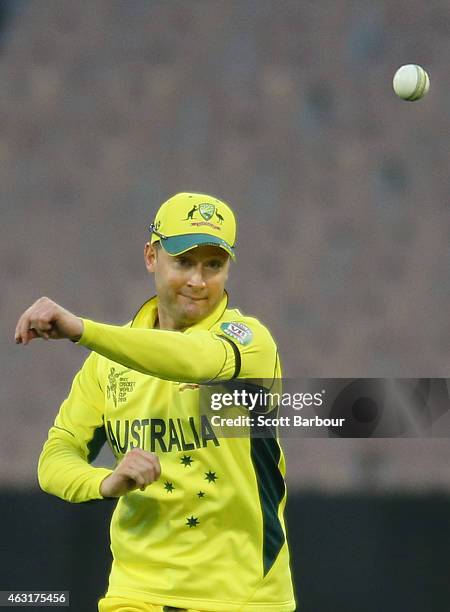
top-left (392, 64), bottom-right (430, 101)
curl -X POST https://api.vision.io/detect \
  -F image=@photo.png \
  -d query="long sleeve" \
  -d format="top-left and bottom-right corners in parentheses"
top-left (77, 319), bottom-right (238, 383)
top-left (37, 352), bottom-right (113, 502)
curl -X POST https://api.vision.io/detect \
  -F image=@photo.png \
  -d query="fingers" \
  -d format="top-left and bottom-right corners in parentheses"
top-left (100, 448), bottom-right (162, 498)
top-left (118, 449), bottom-right (161, 493)
top-left (15, 297), bottom-right (53, 345)
top-left (16, 328), bottom-right (39, 345)
top-left (14, 296), bottom-right (82, 344)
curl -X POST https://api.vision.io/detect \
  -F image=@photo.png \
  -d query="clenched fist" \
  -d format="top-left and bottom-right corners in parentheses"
top-left (100, 448), bottom-right (161, 498)
top-left (15, 297), bottom-right (84, 345)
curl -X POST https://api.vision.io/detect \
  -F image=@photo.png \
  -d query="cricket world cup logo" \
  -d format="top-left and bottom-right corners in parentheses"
top-left (107, 367), bottom-right (134, 407)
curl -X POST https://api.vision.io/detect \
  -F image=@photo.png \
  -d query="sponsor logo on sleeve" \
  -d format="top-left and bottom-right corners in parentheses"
top-left (220, 322), bottom-right (253, 346)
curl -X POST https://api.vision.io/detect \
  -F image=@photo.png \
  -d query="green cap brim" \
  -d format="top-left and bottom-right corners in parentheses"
top-left (161, 233), bottom-right (235, 259)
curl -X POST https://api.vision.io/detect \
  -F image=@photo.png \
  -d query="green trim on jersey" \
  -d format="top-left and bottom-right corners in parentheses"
top-left (87, 423), bottom-right (108, 463)
top-left (250, 435), bottom-right (286, 576)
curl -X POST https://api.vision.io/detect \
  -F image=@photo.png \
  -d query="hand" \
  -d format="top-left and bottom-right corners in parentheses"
top-left (99, 448), bottom-right (161, 498)
top-left (15, 297), bottom-right (84, 345)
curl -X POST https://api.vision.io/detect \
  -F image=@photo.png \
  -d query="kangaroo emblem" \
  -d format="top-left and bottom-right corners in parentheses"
top-left (215, 210), bottom-right (224, 224)
top-left (186, 205), bottom-right (198, 220)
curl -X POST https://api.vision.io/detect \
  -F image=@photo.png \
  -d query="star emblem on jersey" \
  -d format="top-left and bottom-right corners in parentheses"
top-left (180, 455), bottom-right (193, 467)
top-left (204, 471), bottom-right (217, 483)
top-left (164, 481), bottom-right (174, 493)
top-left (197, 491), bottom-right (206, 498)
top-left (199, 202), bottom-right (215, 221)
top-left (186, 516), bottom-right (200, 528)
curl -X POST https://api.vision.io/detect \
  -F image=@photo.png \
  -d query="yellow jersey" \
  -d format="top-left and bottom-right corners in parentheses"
top-left (38, 293), bottom-right (295, 611)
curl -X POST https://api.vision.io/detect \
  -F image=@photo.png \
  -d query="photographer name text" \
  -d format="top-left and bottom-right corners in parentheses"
top-left (211, 415), bottom-right (345, 428)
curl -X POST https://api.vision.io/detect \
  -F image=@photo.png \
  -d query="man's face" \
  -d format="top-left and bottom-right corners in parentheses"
top-left (144, 242), bottom-right (230, 331)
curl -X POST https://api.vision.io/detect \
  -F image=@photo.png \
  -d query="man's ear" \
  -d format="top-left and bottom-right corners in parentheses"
top-left (224, 258), bottom-right (231, 282)
top-left (144, 242), bottom-right (158, 273)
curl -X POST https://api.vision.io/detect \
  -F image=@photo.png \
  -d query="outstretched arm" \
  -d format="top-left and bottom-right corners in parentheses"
top-left (15, 297), bottom-right (237, 383)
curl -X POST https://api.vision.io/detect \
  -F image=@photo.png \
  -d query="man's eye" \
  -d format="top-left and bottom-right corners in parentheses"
top-left (208, 260), bottom-right (224, 270)
top-left (176, 258), bottom-right (191, 267)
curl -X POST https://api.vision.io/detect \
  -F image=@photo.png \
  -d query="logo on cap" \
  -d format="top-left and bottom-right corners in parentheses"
top-left (199, 203), bottom-right (215, 221)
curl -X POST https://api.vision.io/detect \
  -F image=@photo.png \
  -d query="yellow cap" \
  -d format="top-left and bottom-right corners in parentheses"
top-left (149, 193), bottom-right (236, 259)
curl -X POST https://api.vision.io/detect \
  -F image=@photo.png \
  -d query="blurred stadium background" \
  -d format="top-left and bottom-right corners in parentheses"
top-left (1, 1), bottom-right (449, 610)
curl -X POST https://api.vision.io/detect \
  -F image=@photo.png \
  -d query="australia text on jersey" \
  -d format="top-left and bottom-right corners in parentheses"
top-left (106, 415), bottom-right (220, 455)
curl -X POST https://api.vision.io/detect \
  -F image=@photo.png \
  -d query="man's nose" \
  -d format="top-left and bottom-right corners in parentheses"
top-left (187, 265), bottom-right (206, 287)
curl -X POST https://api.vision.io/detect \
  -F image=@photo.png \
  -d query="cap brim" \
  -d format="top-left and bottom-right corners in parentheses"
top-left (161, 233), bottom-right (235, 259)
